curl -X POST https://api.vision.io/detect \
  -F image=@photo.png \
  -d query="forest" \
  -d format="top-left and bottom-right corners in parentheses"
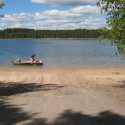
top-left (0, 28), bottom-right (100, 39)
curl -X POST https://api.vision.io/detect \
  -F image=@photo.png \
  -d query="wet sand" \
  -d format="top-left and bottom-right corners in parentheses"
top-left (0, 67), bottom-right (125, 125)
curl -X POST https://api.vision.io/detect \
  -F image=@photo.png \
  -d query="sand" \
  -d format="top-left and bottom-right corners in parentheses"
top-left (0, 67), bottom-right (125, 125)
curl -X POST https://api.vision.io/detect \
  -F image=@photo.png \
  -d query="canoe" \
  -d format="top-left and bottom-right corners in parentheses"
top-left (13, 60), bottom-right (43, 66)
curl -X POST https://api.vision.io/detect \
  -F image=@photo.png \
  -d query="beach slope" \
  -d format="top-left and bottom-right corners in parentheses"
top-left (0, 67), bottom-right (125, 125)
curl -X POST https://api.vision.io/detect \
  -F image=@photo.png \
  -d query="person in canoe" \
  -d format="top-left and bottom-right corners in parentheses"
top-left (30, 54), bottom-right (36, 63)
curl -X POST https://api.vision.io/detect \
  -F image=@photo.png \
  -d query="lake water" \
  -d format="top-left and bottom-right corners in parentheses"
top-left (0, 39), bottom-right (125, 68)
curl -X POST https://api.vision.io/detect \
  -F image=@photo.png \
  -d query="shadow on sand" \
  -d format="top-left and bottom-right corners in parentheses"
top-left (50, 109), bottom-right (125, 125)
top-left (0, 82), bottom-right (125, 125)
top-left (0, 82), bottom-right (62, 124)
top-left (0, 82), bottom-right (63, 96)
top-left (0, 99), bottom-right (34, 125)
top-left (1, 103), bottom-right (125, 125)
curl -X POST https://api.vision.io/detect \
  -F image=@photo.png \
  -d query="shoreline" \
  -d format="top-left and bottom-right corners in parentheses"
top-left (0, 65), bottom-right (125, 70)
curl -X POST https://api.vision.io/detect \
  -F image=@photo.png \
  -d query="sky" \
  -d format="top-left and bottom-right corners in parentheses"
top-left (0, 0), bottom-right (106, 30)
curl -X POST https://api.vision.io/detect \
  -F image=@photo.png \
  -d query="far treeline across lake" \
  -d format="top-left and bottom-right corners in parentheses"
top-left (0, 28), bottom-right (99, 39)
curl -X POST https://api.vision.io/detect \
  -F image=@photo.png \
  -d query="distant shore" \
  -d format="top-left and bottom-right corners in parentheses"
top-left (0, 38), bottom-right (99, 40)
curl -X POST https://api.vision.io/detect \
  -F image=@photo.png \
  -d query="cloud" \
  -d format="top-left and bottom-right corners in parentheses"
top-left (0, 5), bottom-right (106, 30)
top-left (31, 0), bottom-right (95, 6)
top-left (69, 5), bottom-right (100, 14)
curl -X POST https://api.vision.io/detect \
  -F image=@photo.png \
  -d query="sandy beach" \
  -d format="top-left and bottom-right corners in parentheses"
top-left (0, 67), bottom-right (125, 125)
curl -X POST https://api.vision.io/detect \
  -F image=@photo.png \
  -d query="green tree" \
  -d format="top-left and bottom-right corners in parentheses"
top-left (0, 28), bottom-right (100, 39)
top-left (0, 1), bottom-right (4, 9)
top-left (97, 0), bottom-right (125, 55)
top-left (0, 1), bottom-right (5, 17)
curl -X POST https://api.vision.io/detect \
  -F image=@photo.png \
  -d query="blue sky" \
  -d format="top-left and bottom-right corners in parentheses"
top-left (2, 0), bottom-right (67, 14)
top-left (0, 0), bottom-right (106, 30)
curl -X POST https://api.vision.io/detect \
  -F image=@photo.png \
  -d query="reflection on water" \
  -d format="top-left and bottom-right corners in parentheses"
top-left (0, 39), bottom-right (124, 68)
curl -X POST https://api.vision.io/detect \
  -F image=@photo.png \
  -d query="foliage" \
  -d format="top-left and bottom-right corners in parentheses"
top-left (0, 28), bottom-right (100, 39)
top-left (0, 1), bottom-right (4, 9)
top-left (97, 0), bottom-right (125, 55)
top-left (0, 1), bottom-right (5, 17)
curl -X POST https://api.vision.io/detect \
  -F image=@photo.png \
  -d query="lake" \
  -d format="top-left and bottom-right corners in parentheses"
top-left (0, 39), bottom-right (125, 68)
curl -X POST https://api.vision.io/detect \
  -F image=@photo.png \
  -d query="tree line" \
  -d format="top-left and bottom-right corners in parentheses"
top-left (0, 28), bottom-right (100, 39)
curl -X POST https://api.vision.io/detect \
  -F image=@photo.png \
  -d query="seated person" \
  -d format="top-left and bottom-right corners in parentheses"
top-left (30, 54), bottom-right (36, 62)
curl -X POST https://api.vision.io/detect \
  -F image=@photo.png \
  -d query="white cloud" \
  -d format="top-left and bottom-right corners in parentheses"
top-left (70, 5), bottom-right (100, 14)
top-left (0, 5), bottom-right (106, 30)
top-left (31, 0), bottom-right (95, 6)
